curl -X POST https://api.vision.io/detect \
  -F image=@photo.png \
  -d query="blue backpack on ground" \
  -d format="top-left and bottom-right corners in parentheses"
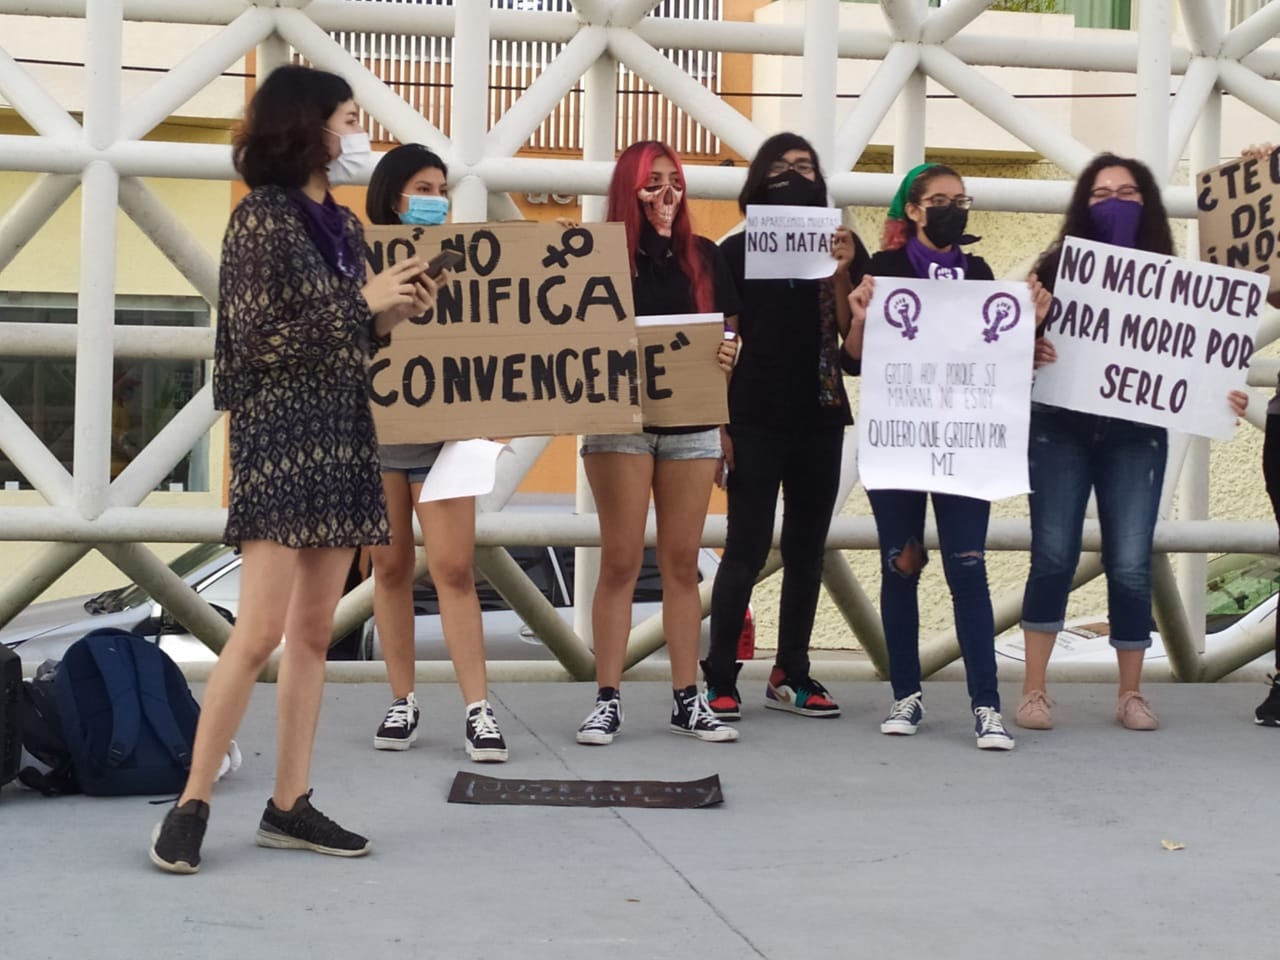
top-left (55, 628), bottom-right (200, 797)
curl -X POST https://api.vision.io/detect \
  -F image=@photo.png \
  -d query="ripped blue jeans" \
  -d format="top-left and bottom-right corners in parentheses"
top-left (867, 489), bottom-right (998, 710)
top-left (1021, 404), bottom-right (1167, 650)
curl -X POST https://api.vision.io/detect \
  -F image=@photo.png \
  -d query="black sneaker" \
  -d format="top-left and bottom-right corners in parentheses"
top-left (765, 666), bottom-right (841, 717)
top-left (373, 693), bottom-right (420, 751)
top-left (701, 659), bottom-right (743, 720)
top-left (255, 790), bottom-right (370, 857)
top-left (465, 700), bottom-right (509, 762)
top-left (149, 798), bottom-right (210, 874)
top-left (671, 686), bottom-right (739, 742)
top-left (576, 687), bottom-right (622, 745)
top-left (1256, 674), bottom-right (1280, 726)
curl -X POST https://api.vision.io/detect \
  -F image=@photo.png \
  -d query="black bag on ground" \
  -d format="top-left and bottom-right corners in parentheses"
top-left (0, 645), bottom-right (21, 789)
top-left (18, 671), bottom-right (79, 796)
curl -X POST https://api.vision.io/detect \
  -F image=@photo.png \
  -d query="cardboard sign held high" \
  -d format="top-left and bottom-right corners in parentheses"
top-left (1196, 148), bottom-right (1280, 292)
top-left (364, 222), bottom-right (643, 443)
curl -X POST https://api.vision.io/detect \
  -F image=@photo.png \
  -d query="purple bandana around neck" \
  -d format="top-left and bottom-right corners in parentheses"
top-left (289, 189), bottom-right (361, 282)
top-left (905, 235), bottom-right (968, 280)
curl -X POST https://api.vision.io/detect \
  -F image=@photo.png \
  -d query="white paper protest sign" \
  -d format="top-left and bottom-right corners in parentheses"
top-left (858, 278), bottom-right (1034, 501)
top-left (418, 439), bottom-right (513, 503)
top-left (742, 205), bottom-right (842, 280)
top-left (1031, 236), bottom-right (1266, 440)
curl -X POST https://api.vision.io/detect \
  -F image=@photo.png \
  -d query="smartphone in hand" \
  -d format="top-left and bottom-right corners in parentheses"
top-left (424, 248), bottom-right (464, 280)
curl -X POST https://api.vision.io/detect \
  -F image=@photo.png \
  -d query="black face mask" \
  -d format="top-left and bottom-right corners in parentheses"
top-left (763, 171), bottom-right (824, 207)
top-left (922, 205), bottom-right (969, 249)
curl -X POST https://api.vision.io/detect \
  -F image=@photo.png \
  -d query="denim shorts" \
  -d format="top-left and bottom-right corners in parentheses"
top-left (384, 464), bottom-right (432, 485)
top-left (580, 427), bottom-right (722, 461)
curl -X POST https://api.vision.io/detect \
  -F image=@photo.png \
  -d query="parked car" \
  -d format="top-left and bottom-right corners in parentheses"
top-left (0, 540), bottom-right (753, 667)
top-left (994, 553), bottom-right (1279, 665)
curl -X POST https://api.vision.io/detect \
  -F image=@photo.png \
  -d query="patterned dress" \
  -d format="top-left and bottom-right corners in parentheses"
top-left (213, 186), bottom-right (389, 549)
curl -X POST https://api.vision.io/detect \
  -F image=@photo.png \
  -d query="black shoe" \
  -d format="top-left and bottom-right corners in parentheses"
top-left (1256, 674), bottom-right (1280, 727)
top-left (465, 700), bottom-right (509, 762)
top-left (671, 686), bottom-right (739, 742)
top-left (256, 791), bottom-right (370, 857)
top-left (149, 798), bottom-right (210, 875)
top-left (700, 659), bottom-right (743, 720)
top-left (577, 687), bottom-right (623, 745)
top-left (374, 693), bottom-right (420, 751)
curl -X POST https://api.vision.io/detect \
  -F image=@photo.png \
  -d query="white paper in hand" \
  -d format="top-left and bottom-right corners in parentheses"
top-left (418, 439), bottom-right (513, 503)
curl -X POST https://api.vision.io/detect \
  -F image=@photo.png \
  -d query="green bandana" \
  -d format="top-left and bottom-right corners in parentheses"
top-left (887, 162), bottom-right (938, 220)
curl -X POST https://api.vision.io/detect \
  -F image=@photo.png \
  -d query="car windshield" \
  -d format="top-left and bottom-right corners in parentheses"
top-left (84, 543), bottom-right (234, 614)
top-left (1204, 553), bottom-right (1280, 634)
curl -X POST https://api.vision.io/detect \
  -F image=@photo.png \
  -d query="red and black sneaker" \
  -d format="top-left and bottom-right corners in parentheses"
top-left (701, 659), bottom-right (743, 720)
top-left (764, 666), bottom-right (841, 718)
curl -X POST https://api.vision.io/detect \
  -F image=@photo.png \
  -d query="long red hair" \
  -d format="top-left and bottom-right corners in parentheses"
top-left (606, 141), bottom-right (714, 314)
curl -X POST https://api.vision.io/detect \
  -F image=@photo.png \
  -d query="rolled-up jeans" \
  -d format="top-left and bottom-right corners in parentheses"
top-left (1021, 404), bottom-right (1167, 651)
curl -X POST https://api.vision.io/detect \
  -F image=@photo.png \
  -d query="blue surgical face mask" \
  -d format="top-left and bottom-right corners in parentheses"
top-left (399, 194), bottom-right (449, 226)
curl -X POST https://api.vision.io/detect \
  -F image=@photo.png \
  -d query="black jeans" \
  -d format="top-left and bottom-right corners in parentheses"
top-left (706, 423), bottom-right (844, 684)
top-left (1265, 415), bottom-right (1280, 670)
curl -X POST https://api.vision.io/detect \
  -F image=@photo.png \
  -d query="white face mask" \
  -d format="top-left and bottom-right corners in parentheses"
top-left (326, 130), bottom-right (371, 185)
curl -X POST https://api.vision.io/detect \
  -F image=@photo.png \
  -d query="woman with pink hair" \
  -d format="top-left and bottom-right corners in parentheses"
top-left (574, 141), bottom-right (740, 746)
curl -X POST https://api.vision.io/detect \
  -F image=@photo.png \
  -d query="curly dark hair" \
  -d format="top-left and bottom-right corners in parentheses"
top-left (233, 65), bottom-right (354, 189)
top-left (738, 132), bottom-right (829, 213)
top-left (1035, 153), bottom-right (1173, 286)
top-left (366, 144), bottom-right (448, 226)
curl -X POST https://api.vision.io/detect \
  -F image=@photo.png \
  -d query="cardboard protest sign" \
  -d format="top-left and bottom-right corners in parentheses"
top-left (364, 222), bottom-right (642, 443)
top-left (857, 278), bottom-right (1034, 501)
top-left (634, 314), bottom-right (728, 428)
top-left (743, 205), bottom-right (842, 280)
top-left (1196, 148), bottom-right (1280, 292)
top-left (1031, 237), bottom-right (1265, 440)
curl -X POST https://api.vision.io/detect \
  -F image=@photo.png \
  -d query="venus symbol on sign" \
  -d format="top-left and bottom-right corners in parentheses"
top-left (542, 227), bottom-right (594, 268)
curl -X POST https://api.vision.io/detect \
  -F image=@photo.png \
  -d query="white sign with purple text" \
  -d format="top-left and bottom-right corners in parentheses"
top-left (742, 205), bottom-right (843, 280)
top-left (1031, 236), bottom-right (1265, 439)
top-left (857, 277), bottom-right (1034, 500)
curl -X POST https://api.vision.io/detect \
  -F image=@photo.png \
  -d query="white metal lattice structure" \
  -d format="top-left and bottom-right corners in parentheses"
top-left (0, 0), bottom-right (1279, 681)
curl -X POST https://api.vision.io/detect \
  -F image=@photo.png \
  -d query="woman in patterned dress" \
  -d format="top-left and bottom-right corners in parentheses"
top-left (150, 65), bottom-right (439, 874)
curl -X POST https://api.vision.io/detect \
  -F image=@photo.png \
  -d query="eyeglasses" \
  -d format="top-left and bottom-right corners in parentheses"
top-left (768, 159), bottom-right (817, 177)
top-left (1089, 185), bottom-right (1142, 201)
top-left (918, 194), bottom-right (974, 210)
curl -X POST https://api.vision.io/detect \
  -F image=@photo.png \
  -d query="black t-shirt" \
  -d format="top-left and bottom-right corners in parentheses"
top-left (719, 230), bottom-right (870, 431)
top-left (634, 234), bottom-right (741, 435)
top-left (866, 246), bottom-right (995, 281)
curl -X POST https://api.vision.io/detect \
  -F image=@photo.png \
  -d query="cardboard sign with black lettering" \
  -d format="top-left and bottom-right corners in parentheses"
top-left (635, 313), bottom-right (728, 428)
top-left (365, 222), bottom-right (642, 443)
top-left (1196, 148), bottom-right (1280, 292)
top-left (857, 278), bottom-right (1034, 501)
top-left (1032, 237), bottom-right (1265, 440)
top-left (743, 205), bottom-right (842, 280)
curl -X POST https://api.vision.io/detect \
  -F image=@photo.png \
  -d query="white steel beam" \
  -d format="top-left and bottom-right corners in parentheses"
top-left (0, 323), bottom-right (213, 359)
top-left (108, 385), bottom-right (219, 508)
top-left (0, 45), bottom-right (82, 138)
top-left (919, 45), bottom-right (1095, 175)
top-left (274, 7), bottom-right (453, 160)
top-left (801, 0), bottom-right (840, 166)
top-left (0, 0), bottom-right (246, 23)
top-left (1216, 59), bottom-right (1280, 125)
top-left (119, 7), bottom-right (274, 142)
top-left (881, 0), bottom-right (925, 42)
top-left (0, 395), bottom-right (74, 505)
top-left (607, 27), bottom-right (763, 160)
top-left (117, 177), bottom-right (220, 303)
top-left (1177, 0), bottom-right (1224, 56)
top-left (921, 0), bottom-right (994, 46)
top-left (0, 173), bottom-right (79, 274)
top-left (1135, 0), bottom-right (1172, 181)
top-left (97, 542), bottom-right (233, 651)
top-left (485, 26), bottom-right (609, 159)
top-left (610, 0), bottom-right (662, 27)
top-left (1221, 0), bottom-right (1280, 62)
top-left (1166, 56), bottom-right (1219, 181)
top-left (830, 42), bottom-right (920, 172)
top-left (0, 543), bottom-right (91, 630)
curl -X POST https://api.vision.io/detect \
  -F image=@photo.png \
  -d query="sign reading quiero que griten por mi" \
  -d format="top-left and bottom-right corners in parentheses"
top-left (1031, 236), bottom-right (1265, 440)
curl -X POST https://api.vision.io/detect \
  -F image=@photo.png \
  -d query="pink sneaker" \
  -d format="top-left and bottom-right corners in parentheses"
top-left (1117, 691), bottom-right (1159, 731)
top-left (1015, 690), bottom-right (1055, 730)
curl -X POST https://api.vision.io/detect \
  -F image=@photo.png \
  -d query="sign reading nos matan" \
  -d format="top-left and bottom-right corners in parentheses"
top-left (742, 205), bottom-right (842, 280)
top-left (1031, 236), bottom-right (1265, 440)
top-left (857, 277), bottom-right (1034, 501)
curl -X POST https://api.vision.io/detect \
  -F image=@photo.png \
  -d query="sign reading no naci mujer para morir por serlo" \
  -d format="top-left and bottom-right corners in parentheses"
top-left (857, 278), bottom-right (1034, 502)
top-left (367, 221), bottom-right (730, 444)
top-left (1031, 236), bottom-right (1265, 440)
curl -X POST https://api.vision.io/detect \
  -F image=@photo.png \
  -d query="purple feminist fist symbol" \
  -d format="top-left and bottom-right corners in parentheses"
top-left (884, 289), bottom-right (922, 341)
top-left (981, 293), bottom-right (1021, 343)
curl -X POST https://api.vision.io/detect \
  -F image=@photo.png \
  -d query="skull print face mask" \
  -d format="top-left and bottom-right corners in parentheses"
top-left (636, 183), bottom-right (683, 237)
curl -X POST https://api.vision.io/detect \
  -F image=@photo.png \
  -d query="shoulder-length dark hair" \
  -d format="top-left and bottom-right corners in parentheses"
top-left (738, 132), bottom-right (829, 213)
top-left (233, 65), bottom-right (353, 189)
top-left (607, 141), bottom-right (713, 314)
top-left (1036, 153), bottom-right (1173, 282)
top-left (366, 144), bottom-right (448, 226)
